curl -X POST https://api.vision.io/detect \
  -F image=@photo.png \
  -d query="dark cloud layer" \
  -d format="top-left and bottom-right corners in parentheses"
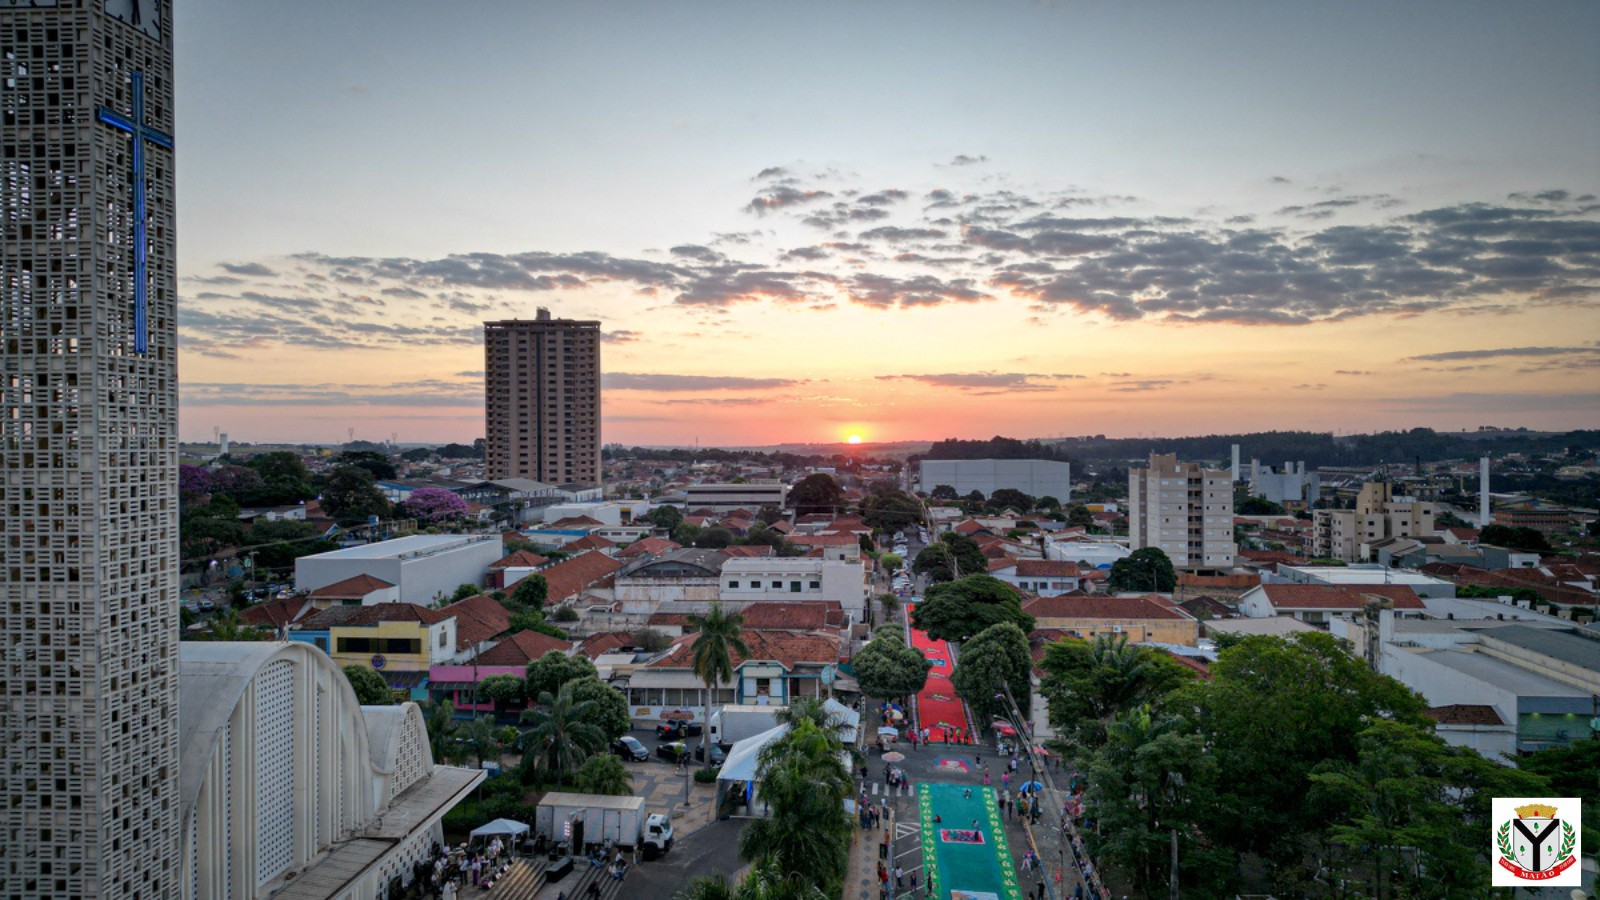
top-left (603, 373), bottom-right (801, 392)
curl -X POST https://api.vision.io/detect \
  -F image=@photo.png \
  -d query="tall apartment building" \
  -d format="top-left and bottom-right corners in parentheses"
top-left (1128, 453), bottom-right (1236, 570)
top-left (1, 2), bottom-right (182, 893)
top-left (485, 309), bottom-right (602, 486)
top-left (1312, 481), bottom-right (1437, 562)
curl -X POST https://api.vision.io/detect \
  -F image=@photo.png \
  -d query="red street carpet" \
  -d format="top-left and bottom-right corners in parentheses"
top-left (906, 601), bottom-right (975, 744)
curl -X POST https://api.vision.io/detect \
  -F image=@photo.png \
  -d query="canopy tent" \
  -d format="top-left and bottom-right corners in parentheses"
top-left (824, 698), bottom-right (861, 745)
top-left (469, 818), bottom-right (530, 840)
top-left (715, 723), bottom-right (852, 818)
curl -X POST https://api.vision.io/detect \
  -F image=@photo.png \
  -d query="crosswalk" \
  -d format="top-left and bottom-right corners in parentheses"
top-left (862, 781), bottom-right (915, 797)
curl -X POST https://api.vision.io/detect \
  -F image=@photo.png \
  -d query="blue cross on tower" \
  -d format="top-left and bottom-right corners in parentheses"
top-left (97, 71), bottom-right (173, 355)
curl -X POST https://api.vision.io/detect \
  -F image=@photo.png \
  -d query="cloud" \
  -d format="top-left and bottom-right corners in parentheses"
top-left (657, 397), bottom-right (776, 406)
top-left (845, 273), bottom-right (991, 308)
top-left (182, 380), bottom-right (480, 407)
top-left (1333, 369), bottom-right (1373, 376)
top-left (1405, 345), bottom-right (1600, 362)
top-left (876, 372), bottom-right (1078, 394)
top-left (669, 244), bottom-right (723, 262)
top-left (859, 226), bottom-right (948, 243)
top-left (1109, 379), bottom-right (1178, 392)
top-left (603, 373), bottom-right (802, 391)
top-left (754, 166), bottom-right (790, 181)
top-left (947, 154), bottom-right (989, 166)
top-left (856, 189), bottom-right (909, 206)
top-left (746, 186), bottom-right (833, 214)
top-left (218, 261), bottom-right (276, 277)
top-left (601, 330), bottom-right (640, 344)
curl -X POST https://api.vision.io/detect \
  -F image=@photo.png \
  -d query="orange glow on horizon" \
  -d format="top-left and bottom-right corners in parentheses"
top-left (847, 434), bottom-right (862, 444)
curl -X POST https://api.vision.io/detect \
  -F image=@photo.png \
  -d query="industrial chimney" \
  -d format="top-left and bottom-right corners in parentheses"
top-left (1479, 456), bottom-right (1491, 526)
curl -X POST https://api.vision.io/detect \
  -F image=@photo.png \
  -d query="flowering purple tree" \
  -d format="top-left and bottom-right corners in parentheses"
top-left (208, 464), bottom-right (264, 499)
top-left (404, 487), bottom-right (470, 522)
top-left (179, 464), bottom-right (214, 501)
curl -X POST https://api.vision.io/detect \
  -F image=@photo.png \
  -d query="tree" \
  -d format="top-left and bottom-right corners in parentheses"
top-left (449, 582), bottom-right (480, 602)
top-left (696, 526), bottom-right (734, 549)
top-left (911, 574), bottom-right (1035, 643)
top-left (243, 451), bottom-right (313, 504)
top-left (1065, 504), bottom-right (1094, 528)
top-left (912, 532), bottom-right (988, 583)
top-left (1180, 632), bottom-right (1429, 864)
top-left (649, 505), bottom-right (685, 531)
top-left (423, 700), bottom-right (459, 763)
top-left (1108, 547), bottom-right (1177, 594)
top-left (519, 682), bottom-right (605, 786)
top-left (878, 552), bottom-right (904, 573)
top-left (876, 592), bottom-right (900, 623)
top-left (400, 446), bottom-right (433, 463)
top-left (1037, 633), bottom-right (1192, 749)
top-left (688, 602), bottom-right (749, 770)
top-left (573, 753), bottom-right (633, 796)
top-left (755, 505), bottom-right (784, 527)
top-left (789, 473), bottom-right (844, 516)
top-left (929, 484), bottom-right (958, 501)
top-left (1036, 495), bottom-right (1062, 512)
top-left (566, 676), bottom-right (632, 742)
top-left (737, 719), bottom-right (853, 896)
top-left (631, 627), bottom-right (673, 652)
top-left (523, 650), bottom-right (598, 700)
top-left (179, 464), bottom-right (214, 503)
top-left (987, 488), bottom-right (1034, 513)
top-left (334, 449), bottom-right (398, 481)
top-left (404, 486), bottom-right (470, 522)
top-left (479, 674), bottom-right (526, 719)
top-left (199, 608), bottom-right (271, 642)
top-left (852, 632), bottom-right (932, 701)
top-left (343, 664), bottom-right (393, 705)
top-left (952, 622), bottom-right (1031, 723)
top-left (320, 465), bottom-right (390, 522)
top-left (1479, 523), bottom-right (1553, 552)
top-left (860, 488), bottom-right (922, 534)
top-left (508, 574), bottom-right (549, 611)
top-left (456, 714), bottom-right (503, 767)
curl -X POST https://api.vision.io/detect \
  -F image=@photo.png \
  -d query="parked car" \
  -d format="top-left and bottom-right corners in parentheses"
top-left (693, 742), bottom-right (726, 764)
top-left (656, 719), bottom-right (703, 740)
top-left (612, 736), bottom-right (648, 761)
top-left (198, 599), bottom-right (216, 611)
top-left (655, 741), bottom-right (690, 763)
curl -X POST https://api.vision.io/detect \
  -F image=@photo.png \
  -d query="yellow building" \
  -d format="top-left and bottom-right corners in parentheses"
top-left (300, 603), bottom-right (457, 674)
top-left (1020, 594), bottom-right (1199, 646)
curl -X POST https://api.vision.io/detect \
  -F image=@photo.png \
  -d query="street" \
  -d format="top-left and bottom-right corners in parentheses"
top-left (625, 818), bottom-right (750, 900)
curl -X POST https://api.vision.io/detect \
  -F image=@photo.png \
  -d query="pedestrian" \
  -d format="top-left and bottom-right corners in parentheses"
top-left (910, 871), bottom-right (919, 894)
top-left (963, 787), bottom-right (972, 799)
top-left (895, 864), bottom-right (904, 888)
top-left (1036, 879), bottom-right (1047, 899)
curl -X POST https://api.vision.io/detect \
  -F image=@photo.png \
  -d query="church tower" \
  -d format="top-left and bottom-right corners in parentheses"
top-left (1, 0), bottom-right (180, 895)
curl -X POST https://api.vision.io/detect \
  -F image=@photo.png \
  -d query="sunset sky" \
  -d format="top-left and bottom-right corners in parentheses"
top-left (174, 1), bottom-right (1600, 446)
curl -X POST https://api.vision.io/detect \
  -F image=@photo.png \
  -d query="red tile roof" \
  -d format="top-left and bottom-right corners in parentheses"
top-left (308, 573), bottom-right (395, 598)
top-left (1424, 704), bottom-right (1504, 726)
top-left (540, 550), bottom-right (625, 604)
top-left (767, 520), bottom-right (795, 534)
top-left (242, 595), bottom-right (314, 629)
top-left (1254, 584), bottom-right (1425, 610)
top-left (491, 549), bottom-right (549, 569)
top-left (303, 602), bottom-right (451, 628)
top-left (1016, 560), bottom-right (1082, 578)
top-left (617, 537), bottom-right (682, 559)
top-left (953, 520), bottom-right (991, 536)
top-left (1176, 572), bottom-right (1260, 589)
top-left (576, 631), bottom-right (635, 659)
top-left (1021, 594), bottom-right (1195, 621)
top-left (721, 545), bottom-right (776, 558)
top-left (647, 629), bottom-right (841, 671)
top-left (549, 515), bottom-right (604, 529)
top-left (563, 533), bottom-right (617, 552)
top-left (475, 630), bottom-right (573, 666)
top-left (740, 601), bottom-right (842, 631)
top-left (439, 593), bottom-right (512, 651)
top-left (791, 534), bottom-right (858, 547)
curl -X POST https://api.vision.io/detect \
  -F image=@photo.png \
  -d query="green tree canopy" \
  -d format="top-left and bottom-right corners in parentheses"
top-left (689, 602), bottom-right (749, 768)
top-left (951, 621), bottom-right (1032, 723)
top-left (852, 632), bottom-right (932, 701)
top-left (911, 531), bottom-right (988, 583)
top-left (986, 488), bottom-right (1034, 513)
top-left (911, 574), bottom-right (1035, 643)
top-left (333, 449), bottom-right (398, 481)
top-left (320, 465), bottom-right (391, 523)
top-left (508, 574), bottom-right (548, 611)
top-left (523, 650), bottom-right (598, 699)
top-left (649, 504), bottom-right (685, 531)
top-left (737, 719), bottom-right (853, 896)
top-left (566, 676), bottom-right (632, 742)
top-left (242, 451), bottom-right (314, 505)
top-left (1064, 504), bottom-right (1094, 528)
top-left (573, 752), bottom-right (634, 796)
top-left (1107, 546), bottom-right (1177, 593)
top-left (695, 526), bottom-right (734, 549)
top-left (519, 682), bottom-right (605, 786)
top-left (479, 674), bottom-right (526, 717)
top-left (860, 488), bottom-right (922, 534)
top-left (789, 473), bottom-right (845, 517)
top-left (928, 484), bottom-right (958, 501)
top-left (1479, 523), bottom-right (1553, 552)
top-left (343, 664), bottom-right (393, 705)
top-left (1037, 633), bottom-right (1193, 748)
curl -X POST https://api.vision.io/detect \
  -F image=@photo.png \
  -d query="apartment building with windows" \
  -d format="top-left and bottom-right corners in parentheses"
top-left (1128, 453), bottom-right (1236, 569)
top-left (484, 309), bottom-right (602, 485)
top-left (1312, 480), bottom-right (1437, 562)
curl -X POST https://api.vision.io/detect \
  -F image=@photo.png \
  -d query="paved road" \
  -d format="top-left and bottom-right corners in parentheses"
top-left (625, 818), bottom-right (749, 900)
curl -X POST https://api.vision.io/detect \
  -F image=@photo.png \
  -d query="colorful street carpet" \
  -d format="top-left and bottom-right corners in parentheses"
top-left (917, 782), bottom-right (1023, 900)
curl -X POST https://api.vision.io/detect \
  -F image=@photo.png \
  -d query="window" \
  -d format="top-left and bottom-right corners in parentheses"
top-left (727, 580), bottom-right (739, 589)
top-left (771, 581), bottom-right (783, 589)
top-left (438, 630), bottom-right (447, 648)
top-left (808, 581), bottom-right (820, 590)
top-left (754, 677), bottom-right (771, 695)
top-left (790, 581), bottom-right (801, 593)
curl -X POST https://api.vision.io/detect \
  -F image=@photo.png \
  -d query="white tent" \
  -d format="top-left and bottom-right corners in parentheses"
top-left (469, 818), bottom-right (530, 840)
top-left (824, 698), bottom-right (861, 745)
top-left (718, 724), bottom-right (789, 785)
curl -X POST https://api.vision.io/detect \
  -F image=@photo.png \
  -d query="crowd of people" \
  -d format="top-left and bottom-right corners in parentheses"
top-left (414, 836), bottom-right (511, 898)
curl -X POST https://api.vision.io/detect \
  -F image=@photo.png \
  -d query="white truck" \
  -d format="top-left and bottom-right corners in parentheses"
top-left (708, 705), bottom-right (783, 748)
top-left (534, 792), bottom-right (672, 856)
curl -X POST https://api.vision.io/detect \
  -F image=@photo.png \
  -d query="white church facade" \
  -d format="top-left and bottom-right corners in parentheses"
top-left (179, 642), bottom-right (484, 899)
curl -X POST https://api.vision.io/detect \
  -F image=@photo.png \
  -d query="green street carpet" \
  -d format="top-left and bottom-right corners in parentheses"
top-left (916, 782), bottom-right (1023, 900)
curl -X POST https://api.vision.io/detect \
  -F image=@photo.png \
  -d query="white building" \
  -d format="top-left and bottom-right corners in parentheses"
top-left (541, 499), bottom-right (655, 527)
top-left (720, 557), bottom-right (868, 621)
top-left (1272, 564), bottom-right (1457, 599)
top-left (989, 560), bottom-right (1083, 597)
top-left (1247, 461), bottom-right (1320, 506)
top-left (2, 3), bottom-right (183, 892)
top-left (683, 482), bottom-right (789, 513)
top-left (1311, 481), bottom-right (1437, 563)
top-left (919, 459), bottom-right (1072, 502)
top-left (295, 535), bottom-right (504, 604)
top-left (1128, 453), bottom-right (1235, 569)
top-left (1045, 538), bottom-right (1132, 570)
top-left (179, 642), bottom-right (483, 898)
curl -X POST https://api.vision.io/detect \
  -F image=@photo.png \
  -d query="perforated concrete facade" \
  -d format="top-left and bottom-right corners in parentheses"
top-left (1, 1), bottom-right (180, 896)
top-left (484, 309), bottom-right (601, 486)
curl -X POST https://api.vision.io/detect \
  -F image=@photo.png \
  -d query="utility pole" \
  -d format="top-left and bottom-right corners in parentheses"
top-left (1170, 827), bottom-right (1180, 900)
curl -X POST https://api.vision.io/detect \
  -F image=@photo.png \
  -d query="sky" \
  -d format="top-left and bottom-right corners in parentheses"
top-left (172, 0), bottom-right (1600, 447)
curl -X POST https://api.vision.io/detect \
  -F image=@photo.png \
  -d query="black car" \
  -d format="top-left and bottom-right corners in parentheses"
top-left (612, 736), bottom-right (648, 761)
top-left (693, 743), bottom-right (726, 764)
top-left (655, 741), bottom-right (690, 763)
top-left (655, 719), bottom-right (703, 740)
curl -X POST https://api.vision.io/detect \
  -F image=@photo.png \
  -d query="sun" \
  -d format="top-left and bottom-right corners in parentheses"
top-left (847, 434), bottom-right (862, 445)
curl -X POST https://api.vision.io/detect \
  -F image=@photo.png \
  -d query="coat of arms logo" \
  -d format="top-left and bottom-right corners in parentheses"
top-left (1492, 799), bottom-right (1582, 886)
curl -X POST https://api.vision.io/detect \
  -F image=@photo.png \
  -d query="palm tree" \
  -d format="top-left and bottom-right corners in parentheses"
top-left (772, 696), bottom-right (839, 732)
top-left (203, 609), bottom-right (269, 641)
top-left (519, 682), bottom-right (605, 786)
top-left (423, 700), bottom-right (459, 763)
top-left (687, 601), bottom-right (749, 769)
top-left (457, 715), bottom-right (500, 768)
top-left (738, 720), bottom-right (853, 895)
top-left (674, 874), bottom-right (736, 900)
